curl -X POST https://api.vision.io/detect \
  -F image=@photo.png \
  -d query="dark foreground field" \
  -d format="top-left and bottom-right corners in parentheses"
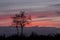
top-left (0, 32), bottom-right (60, 40)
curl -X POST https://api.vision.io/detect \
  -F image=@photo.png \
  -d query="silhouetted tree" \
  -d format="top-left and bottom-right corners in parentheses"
top-left (19, 10), bottom-right (32, 35)
top-left (12, 10), bottom-right (32, 35)
top-left (12, 14), bottom-right (20, 35)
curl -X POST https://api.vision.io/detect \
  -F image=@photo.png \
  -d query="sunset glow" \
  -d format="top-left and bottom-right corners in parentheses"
top-left (0, 15), bottom-right (60, 28)
top-left (0, 0), bottom-right (60, 28)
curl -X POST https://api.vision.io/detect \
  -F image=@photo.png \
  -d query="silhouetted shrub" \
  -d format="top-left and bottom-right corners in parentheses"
top-left (0, 32), bottom-right (60, 40)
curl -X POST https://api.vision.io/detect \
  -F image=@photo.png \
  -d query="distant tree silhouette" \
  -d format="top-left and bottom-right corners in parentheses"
top-left (12, 10), bottom-right (32, 35)
top-left (1, 32), bottom-right (60, 40)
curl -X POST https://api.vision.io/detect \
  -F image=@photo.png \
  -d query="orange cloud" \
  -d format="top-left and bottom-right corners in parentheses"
top-left (0, 17), bottom-right (60, 28)
top-left (0, 11), bottom-right (60, 28)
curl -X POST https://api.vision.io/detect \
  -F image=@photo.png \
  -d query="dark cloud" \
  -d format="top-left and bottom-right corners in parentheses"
top-left (52, 4), bottom-right (60, 6)
top-left (41, 19), bottom-right (53, 21)
top-left (37, 16), bottom-right (47, 18)
top-left (56, 12), bottom-right (60, 15)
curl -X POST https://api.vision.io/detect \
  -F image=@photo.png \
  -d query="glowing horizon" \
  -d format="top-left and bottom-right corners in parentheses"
top-left (0, 0), bottom-right (60, 28)
top-left (0, 14), bottom-right (60, 28)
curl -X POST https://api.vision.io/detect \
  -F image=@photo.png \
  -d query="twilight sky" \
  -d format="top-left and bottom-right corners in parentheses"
top-left (0, 0), bottom-right (60, 28)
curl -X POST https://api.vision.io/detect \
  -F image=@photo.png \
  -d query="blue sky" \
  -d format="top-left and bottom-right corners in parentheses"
top-left (0, 0), bottom-right (60, 10)
top-left (0, 0), bottom-right (60, 15)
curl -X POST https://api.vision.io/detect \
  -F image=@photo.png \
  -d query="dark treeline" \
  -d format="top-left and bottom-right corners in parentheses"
top-left (0, 32), bottom-right (60, 40)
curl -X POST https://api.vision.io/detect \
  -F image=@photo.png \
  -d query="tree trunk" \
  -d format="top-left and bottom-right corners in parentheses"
top-left (16, 25), bottom-right (19, 35)
top-left (21, 26), bottom-right (23, 35)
